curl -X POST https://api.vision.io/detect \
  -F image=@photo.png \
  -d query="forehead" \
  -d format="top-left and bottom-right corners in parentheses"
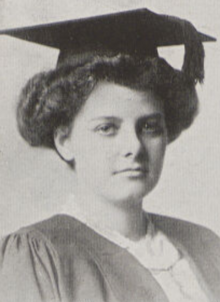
top-left (77, 81), bottom-right (164, 120)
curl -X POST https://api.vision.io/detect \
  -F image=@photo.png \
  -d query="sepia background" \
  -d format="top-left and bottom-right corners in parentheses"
top-left (0, 0), bottom-right (219, 237)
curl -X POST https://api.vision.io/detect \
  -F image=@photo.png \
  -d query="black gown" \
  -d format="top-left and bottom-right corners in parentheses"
top-left (0, 213), bottom-right (220, 302)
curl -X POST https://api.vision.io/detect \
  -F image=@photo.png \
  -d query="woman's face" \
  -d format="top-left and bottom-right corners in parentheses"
top-left (57, 81), bottom-right (167, 206)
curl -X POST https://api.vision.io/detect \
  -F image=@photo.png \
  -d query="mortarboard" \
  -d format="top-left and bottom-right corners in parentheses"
top-left (0, 8), bottom-right (216, 83)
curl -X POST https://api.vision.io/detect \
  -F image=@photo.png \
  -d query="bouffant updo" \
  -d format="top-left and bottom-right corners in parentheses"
top-left (17, 54), bottom-right (199, 148)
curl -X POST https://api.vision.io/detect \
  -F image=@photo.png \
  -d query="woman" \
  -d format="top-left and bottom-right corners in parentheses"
top-left (0, 8), bottom-right (219, 302)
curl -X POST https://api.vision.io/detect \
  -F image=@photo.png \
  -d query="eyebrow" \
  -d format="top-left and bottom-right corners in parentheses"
top-left (90, 113), bottom-right (164, 122)
top-left (141, 113), bottom-right (165, 121)
top-left (90, 116), bottom-right (122, 122)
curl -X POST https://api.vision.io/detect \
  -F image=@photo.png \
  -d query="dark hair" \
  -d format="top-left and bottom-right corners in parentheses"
top-left (17, 54), bottom-right (198, 147)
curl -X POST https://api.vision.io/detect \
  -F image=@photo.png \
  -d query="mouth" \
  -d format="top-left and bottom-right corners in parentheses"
top-left (114, 167), bottom-right (148, 178)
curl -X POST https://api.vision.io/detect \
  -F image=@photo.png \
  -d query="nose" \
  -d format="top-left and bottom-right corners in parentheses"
top-left (120, 127), bottom-right (145, 159)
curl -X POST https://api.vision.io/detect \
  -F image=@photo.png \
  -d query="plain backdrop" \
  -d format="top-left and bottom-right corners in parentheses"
top-left (0, 0), bottom-right (219, 237)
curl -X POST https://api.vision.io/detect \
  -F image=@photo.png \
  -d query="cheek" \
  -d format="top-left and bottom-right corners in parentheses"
top-left (148, 138), bottom-right (166, 172)
top-left (74, 140), bottom-right (115, 177)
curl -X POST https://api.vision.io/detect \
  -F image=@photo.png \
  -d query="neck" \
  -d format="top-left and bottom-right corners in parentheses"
top-left (68, 189), bottom-right (147, 241)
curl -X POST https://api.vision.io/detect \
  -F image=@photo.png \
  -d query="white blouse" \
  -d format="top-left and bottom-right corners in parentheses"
top-left (61, 197), bottom-right (209, 302)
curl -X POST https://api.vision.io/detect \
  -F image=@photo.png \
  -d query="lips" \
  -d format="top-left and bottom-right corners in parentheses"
top-left (114, 167), bottom-right (148, 176)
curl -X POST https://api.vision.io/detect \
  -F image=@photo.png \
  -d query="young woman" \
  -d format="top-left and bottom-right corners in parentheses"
top-left (0, 8), bottom-right (219, 302)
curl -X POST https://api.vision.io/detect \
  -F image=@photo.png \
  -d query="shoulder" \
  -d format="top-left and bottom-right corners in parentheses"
top-left (148, 212), bottom-right (220, 258)
top-left (149, 212), bottom-right (219, 238)
top-left (0, 214), bottom-right (99, 275)
top-left (0, 215), bottom-right (73, 272)
top-left (20, 214), bottom-right (83, 242)
top-left (0, 215), bottom-right (88, 301)
top-left (0, 214), bottom-right (84, 260)
top-left (0, 215), bottom-right (119, 301)
top-left (0, 215), bottom-right (75, 301)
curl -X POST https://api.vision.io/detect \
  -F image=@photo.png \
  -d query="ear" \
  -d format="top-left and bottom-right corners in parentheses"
top-left (54, 126), bottom-right (74, 162)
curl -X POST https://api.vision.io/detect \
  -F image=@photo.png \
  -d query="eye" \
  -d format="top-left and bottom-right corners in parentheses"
top-left (95, 123), bottom-right (118, 136)
top-left (140, 119), bottom-right (165, 136)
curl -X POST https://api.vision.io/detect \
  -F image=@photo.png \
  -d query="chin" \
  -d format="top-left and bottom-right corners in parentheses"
top-left (103, 183), bottom-right (154, 207)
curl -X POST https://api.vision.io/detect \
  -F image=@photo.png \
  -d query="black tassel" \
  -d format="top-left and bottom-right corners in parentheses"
top-left (181, 20), bottom-right (205, 83)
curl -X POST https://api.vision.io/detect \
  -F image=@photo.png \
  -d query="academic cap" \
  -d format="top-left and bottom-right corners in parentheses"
top-left (0, 8), bottom-right (216, 82)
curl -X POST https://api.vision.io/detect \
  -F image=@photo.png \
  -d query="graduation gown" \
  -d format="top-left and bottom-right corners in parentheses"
top-left (0, 213), bottom-right (220, 302)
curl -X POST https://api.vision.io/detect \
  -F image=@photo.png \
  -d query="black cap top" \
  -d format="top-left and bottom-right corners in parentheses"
top-left (0, 8), bottom-right (216, 82)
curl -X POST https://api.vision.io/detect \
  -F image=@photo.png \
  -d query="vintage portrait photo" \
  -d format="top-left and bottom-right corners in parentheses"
top-left (0, 0), bottom-right (219, 301)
